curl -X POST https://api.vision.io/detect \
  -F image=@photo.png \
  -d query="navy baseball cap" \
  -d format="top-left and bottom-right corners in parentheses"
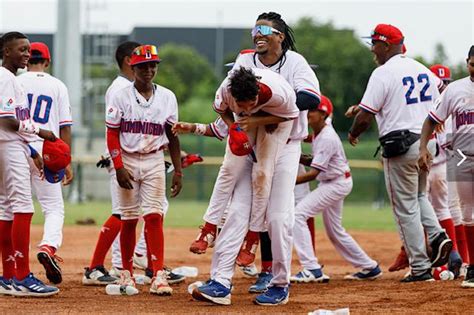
top-left (44, 167), bottom-right (65, 184)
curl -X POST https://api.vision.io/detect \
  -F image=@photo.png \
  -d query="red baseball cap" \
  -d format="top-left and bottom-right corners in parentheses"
top-left (229, 123), bottom-right (253, 156)
top-left (317, 95), bottom-right (333, 116)
top-left (365, 24), bottom-right (404, 45)
top-left (130, 45), bottom-right (160, 66)
top-left (430, 64), bottom-right (451, 81)
top-left (43, 139), bottom-right (71, 183)
top-left (30, 42), bottom-right (51, 61)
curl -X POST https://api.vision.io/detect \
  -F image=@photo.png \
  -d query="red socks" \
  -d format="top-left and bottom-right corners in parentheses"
top-left (455, 225), bottom-right (468, 262)
top-left (307, 217), bottom-right (316, 252)
top-left (439, 219), bottom-right (457, 251)
top-left (89, 215), bottom-right (122, 269)
top-left (144, 214), bottom-right (164, 274)
top-left (12, 213), bottom-right (33, 280)
top-left (0, 220), bottom-right (15, 279)
top-left (261, 261), bottom-right (272, 273)
top-left (464, 226), bottom-right (474, 265)
top-left (120, 219), bottom-right (139, 274)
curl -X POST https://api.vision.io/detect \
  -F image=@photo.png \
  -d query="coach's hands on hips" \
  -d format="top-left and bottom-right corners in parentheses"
top-left (38, 129), bottom-right (57, 142)
top-left (418, 147), bottom-right (433, 172)
top-left (116, 167), bottom-right (135, 189)
top-left (170, 173), bottom-right (182, 197)
top-left (62, 164), bottom-right (74, 186)
top-left (172, 122), bottom-right (194, 135)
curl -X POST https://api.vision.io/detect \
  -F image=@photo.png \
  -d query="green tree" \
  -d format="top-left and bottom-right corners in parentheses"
top-left (432, 42), bottom-right (448, 65)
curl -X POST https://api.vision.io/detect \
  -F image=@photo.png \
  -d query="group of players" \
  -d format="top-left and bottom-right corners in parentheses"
top-left (0, 10), bottom-right (473, 306)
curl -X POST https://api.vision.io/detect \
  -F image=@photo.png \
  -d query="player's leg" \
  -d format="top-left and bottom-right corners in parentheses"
top-left (3, 142), bottom-right (58, 296)
top-left (32, 174), bottom-right (65, 284)
top-left (0, 183), bottom-right (15, 295)
top-left (294, 165), bottom-right (314, 251)
top-left (457, 178), bottom-right (474, 288)
top-left (448, 181), bottom-right (469, 265)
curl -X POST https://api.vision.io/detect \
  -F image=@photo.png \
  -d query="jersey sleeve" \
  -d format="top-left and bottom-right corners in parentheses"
top-left (105, 94), bottom-right (122, 129)
top-left (58, 84), bottom-right (73, 127)
top-left (359, 70), bottom-right (386, 114)
top-left (166, 92), bottom-right (178, 125)
top-left (292, 55), bottom-right (321, 101)
top-left (310, 136), bottom-right (336, 172)
top-left (209, 116), bottom-right (228, 140)
top-left (0, 79), bottom-right (19, 118)
top-left (429, 87), bottom-right (451, 124)
top-left (213, 78), bottom-right (229, 114)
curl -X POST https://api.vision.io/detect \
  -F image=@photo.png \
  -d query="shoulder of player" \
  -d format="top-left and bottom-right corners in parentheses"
top-left (154, 84), bottom-right (178, 101)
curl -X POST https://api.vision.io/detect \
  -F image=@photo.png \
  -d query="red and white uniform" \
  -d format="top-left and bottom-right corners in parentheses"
top-left (17, 71), bottom-right (72, 250)
top-left (294, 125), bottom-right (377, 270)
top-left (0, 66), bottom-right (36, 221)
top-left (106, 83), bottom-right (177, 219)
top-left (210, 51), bottom-right (320, 289)
top-left (429, 77), bottom-right (474, 225)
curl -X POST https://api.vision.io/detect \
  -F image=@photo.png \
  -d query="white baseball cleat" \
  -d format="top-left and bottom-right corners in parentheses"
top-left (290, 268), bottom-right (330, 283)
top-left (150, 270), bottom-right (173, 296)
top-left (239, 263), bottom-right (258, 277)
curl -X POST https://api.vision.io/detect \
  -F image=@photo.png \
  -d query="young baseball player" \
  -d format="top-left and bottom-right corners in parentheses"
top-left (419, 45), bottom-right (474, 288)
top-left (105, 44), bottom-right (182, 295)
top-left (349, 24), bottom-right (452, 282)
top-left (0, 32), bottom-right (58, 297)
top-left (291, 95), bottom-right (381, 282)
top-left (16, 42), bottom-right (73, 285)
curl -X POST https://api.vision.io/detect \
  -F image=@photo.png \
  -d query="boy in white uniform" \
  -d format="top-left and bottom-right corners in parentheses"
top-left (17, 42), bottom-right (73, 285)
top-left (292, 95), bottom-right (381, 282)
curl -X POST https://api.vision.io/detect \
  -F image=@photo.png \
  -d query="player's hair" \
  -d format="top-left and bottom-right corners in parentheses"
top-left (468, 45), bottom-right (474, 59)
top-left (257, 12), bottom-right (297, 52)
top-left (28, 49), bottom-right (47, 65)
top-left (0, 31), bottom-right (28, 57)
top-left (229, 67), bottom-right (259, 102)
top-left (115, 41), bottom-right (141, 68)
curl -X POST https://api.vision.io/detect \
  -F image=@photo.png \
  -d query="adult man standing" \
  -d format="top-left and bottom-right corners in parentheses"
top-left (349, 24), bottom-right (452, 282)
top-left (17, 42), bottom-right (73, 285)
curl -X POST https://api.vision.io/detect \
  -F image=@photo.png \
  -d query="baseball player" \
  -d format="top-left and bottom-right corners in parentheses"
top-left (0, 32), bottom-right (58, 296)
top-left (349, 24), bottom-right (452, 282)
top-left (192, 12), bottom-right (321, 306)
top-left (105, 44), bottom-right (182, 295)
top-left (292, 95), bottom-right (381, 282)
top-left (419, 45), bottom-right (474, 288)
top-left (16, 42), bottom-right (73, 285)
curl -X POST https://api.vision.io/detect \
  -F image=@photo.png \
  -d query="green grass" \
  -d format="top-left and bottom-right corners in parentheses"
top-left (32, 200), bottom-right (397, 231)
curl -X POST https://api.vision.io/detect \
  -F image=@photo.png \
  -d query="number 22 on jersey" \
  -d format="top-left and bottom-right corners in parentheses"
top-left (402, 74), bottom-right (432, 105)
top-left (27, 93), bottom-right (53, 123)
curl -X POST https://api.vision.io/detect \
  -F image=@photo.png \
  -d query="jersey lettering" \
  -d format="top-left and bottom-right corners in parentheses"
top-left (120, 119), bottom-right (165, 136)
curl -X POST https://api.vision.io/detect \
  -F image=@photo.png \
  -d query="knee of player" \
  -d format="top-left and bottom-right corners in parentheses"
top-left (120, 207), bottom-right (140, 220)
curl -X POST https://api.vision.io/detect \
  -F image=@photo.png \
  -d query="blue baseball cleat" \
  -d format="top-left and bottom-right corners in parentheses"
top-left (254, 286), bottom-right (289, 306)
top-left (191, 279), bottom-right (231, 305)
top-left (344, 265), bottom-right (383, 280)
top-left (248, 272), bottom-right (273, 293)
top-left (11, 273), bottom-right (59, 297)
top-left (290, 268), bottom-right (330, 283)
top-left (0, 277), bottom-right (14, 295)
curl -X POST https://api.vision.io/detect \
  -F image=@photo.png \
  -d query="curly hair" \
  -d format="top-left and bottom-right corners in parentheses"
top-left (229, 67), bottom-right (259, 102)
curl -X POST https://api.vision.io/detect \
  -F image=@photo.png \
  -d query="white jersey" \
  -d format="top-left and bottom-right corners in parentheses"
top-left (0, 67), bottom-right (36, 143)
top-left (359, 54), bottom-right (440, 137)
top-left (209, 117), bottom-right (227, 141)
top-left (310, 124), bottom-right (351, 182)
top-left (214, 68), bottom-right (298, 119)
top-left (106, 75), bottom-right (133, 106)
top-left (17, 71), bottom-right (73, 149)
top-left (105, 83), bottom-right (178, 154)
top-left (232, 50), bottom-right (321, 140)
top-left (429, 76), bottom-right (474, 155)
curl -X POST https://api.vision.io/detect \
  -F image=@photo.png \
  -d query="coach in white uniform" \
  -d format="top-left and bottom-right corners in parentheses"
top-left (349, 24), bottom-right (452, 282)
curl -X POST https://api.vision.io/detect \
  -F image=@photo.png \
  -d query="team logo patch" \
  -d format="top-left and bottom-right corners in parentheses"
top-left (106, 106), bottom-right (118, 119)
top-left (0, 97), bottom-right (14, 112)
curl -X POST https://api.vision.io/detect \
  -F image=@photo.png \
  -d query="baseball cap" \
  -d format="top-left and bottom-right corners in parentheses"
top-left (317, 95), bottom-right (333, 116)
top-left (30, 42), bottom-right (51, 60)
top-left (364, 24), bottom-right (404, 45)
top-left (130, 45), bottom-right (160, 66)
top-left (430, 64), bottom-right (452, 81)
top-left (43, 139), bottom-right (71, 183)
top-left (229, 123), bottom-right (253, 156)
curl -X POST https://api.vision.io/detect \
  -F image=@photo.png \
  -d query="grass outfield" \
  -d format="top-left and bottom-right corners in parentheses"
top-left (32, 200), bottom-right (397, 231)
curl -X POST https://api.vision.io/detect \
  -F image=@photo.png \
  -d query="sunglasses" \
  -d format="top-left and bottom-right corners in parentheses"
top-left (251, 25), bottom-right (282, 37)
top-left (133, 45), bottom-right (158, 57)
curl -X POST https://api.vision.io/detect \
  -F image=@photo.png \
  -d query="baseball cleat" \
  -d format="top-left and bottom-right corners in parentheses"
top-left (133, 252), bottom-right (148, 270)
top-left (254, 286), bottom-right (289, 306)
top-left (150, 270), bottom-right (172, 296)
top-left (37, 246), bottom-right (62, 284)
top-left (11, 273), bottom-right (59, 297)
top-left (461, 266), bottom-right (474, 288)
top-left (430, 232), bottom-right (453, 268)
top-left (0, 277), bottom-right (14, 296)
top-left (82, 265), bottom-right (118, 286)
top-left (388, 246), bottom-right (409, 272)
top-left (344, 265), bottom-right (382, 280)
top-left (248, 272), bottom-right (272, 293)
top-left (191, 279), bottom-right (231, 305)
top-left (189, 224), bottom-right (217, 254)
top-left (146, 267), bottom-right (185, 285)
top-left (290, 268), bottom-right (330, 283)
top-left (239, 263), bottom-right (258, 278)
top-left (400, 270), bottom-right (435, 283)
top-left (236, 231), bottom-right (259, 266)
top-left (448, 251), bottom-right (463, 279)
top-left (109, 266), bottom-right (123, 278)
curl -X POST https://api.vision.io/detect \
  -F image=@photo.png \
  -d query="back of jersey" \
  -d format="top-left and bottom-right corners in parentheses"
top-left (17, 72), bottom-right (72, 139)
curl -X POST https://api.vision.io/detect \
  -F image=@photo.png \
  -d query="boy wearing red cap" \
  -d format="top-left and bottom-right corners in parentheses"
top-left (349, 24), bottom-right (452, 282)
top-left (17, 41), bottom-right (73, 285)
top-left (105, 44), bottom-right (182, 296)
top-left (292, 95), bottom-right (381, 282)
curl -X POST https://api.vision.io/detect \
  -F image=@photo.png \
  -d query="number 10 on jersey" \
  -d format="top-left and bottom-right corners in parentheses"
top-left (28, 93), bottom-right (53, 123)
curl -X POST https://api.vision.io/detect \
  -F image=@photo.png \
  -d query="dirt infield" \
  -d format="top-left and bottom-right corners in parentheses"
top-left (0, 226), bottom-right (470, 314)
